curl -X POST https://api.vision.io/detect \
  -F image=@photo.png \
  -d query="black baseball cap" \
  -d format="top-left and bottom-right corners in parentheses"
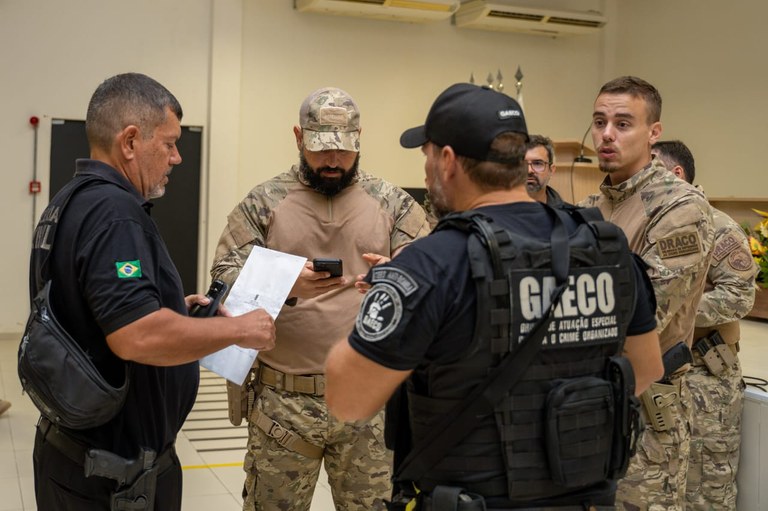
top-left (400, 83), bottom-right (528, 162)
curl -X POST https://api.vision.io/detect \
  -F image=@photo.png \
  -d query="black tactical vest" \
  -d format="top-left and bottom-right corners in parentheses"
top-left (405, 206), bottom-right (636, 503)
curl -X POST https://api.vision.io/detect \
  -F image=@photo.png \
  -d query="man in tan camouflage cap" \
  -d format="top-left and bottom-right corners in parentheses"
top-left (211, 86), bottom-right (431, 511)
top-left (652, 140), bottom-right (757, 511)
top-left (300, 86), bottom-right (361, 152)
top-left (579, 76), bottom-right (714, 510)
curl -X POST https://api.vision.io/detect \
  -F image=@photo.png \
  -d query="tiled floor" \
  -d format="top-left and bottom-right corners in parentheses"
top-left (2, 321), bottom-right (767, 511)
top-left (0, 333), bottom-right (334, 511)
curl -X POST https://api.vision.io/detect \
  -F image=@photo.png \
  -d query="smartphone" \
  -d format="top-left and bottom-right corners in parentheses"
top-left (313, 258), bottom-right (343, 278)
top-left (190, 279), bottom-right (228, 317)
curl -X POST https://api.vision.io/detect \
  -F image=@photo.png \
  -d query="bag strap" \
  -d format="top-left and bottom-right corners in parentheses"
top-left (396, 203), bottom-right (571, 483)
top-left (30, 174), bottom-right (106, 294)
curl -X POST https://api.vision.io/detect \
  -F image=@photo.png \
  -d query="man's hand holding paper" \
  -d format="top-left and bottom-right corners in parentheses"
top-left (200, 246), bottom-right (306, 384)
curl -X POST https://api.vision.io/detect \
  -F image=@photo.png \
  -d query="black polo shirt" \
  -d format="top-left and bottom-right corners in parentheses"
top-left (38, 159), bottom-right (198, 457)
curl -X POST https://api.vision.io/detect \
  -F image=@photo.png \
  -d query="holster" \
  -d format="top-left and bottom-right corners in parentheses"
top-left (640, 381), bottom-right (679, 432)
top-left (110, 463), bottom-right (158, 511)
top-left (83, 447), bottom-right (158, 511)
top-left (227, 380), bottom-right (248, 426)
top-left (228, 365), bottom-right (259, 427)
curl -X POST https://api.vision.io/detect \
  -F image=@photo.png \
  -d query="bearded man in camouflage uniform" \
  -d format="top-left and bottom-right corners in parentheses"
top-left (211, 87), bottom-right (431, 511)
top-left (652, 140), bottom-right (757, 510)
top-left (580, 77), bottom-right (714, 511)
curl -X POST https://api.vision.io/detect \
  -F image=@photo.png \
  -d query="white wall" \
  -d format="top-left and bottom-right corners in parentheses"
top-left (0, 0), bottom-right (216, 332)
top-left (1, 0), bottom-right (765, 334)
top-left (237, 1), bottom-right (604, 196)
top-left (609, 0), bottom-right (768, 197)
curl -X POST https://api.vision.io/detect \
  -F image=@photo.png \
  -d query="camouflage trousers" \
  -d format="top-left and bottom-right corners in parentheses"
top-left (684, 360), bottom-right (743, 510)
top-left (616, 376), bottom-right (692, 511)
top-left (242, 384), bottom-right (392, 511)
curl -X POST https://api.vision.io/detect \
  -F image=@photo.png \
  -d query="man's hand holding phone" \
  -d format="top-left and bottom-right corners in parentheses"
top-left (313, 258), bottom-right (343, 278)
top-left (287, 258), bottom-right (347, 301)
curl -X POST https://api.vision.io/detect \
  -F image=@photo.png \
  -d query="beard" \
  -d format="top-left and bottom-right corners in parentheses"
top-left (148, 172), bottom-right (170, 199)
top-left (299, 153), bottom-right (360, 196)
top-left (427, 179), bottom-right (452, 219)
top-left (525, 175), bottom-right (544, 194)
top-left (598, 162), bottom-right (619, 174)
top-left (148, 186), bottom-right (165, 200)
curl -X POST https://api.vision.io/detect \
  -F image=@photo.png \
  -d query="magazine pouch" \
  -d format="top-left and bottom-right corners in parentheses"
top-left (545, 376), bottom-right (614, 488)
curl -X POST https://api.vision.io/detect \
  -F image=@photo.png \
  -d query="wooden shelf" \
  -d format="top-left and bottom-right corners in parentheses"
top-left (747, 288), bottom-right (768, 321)
top-left (709, 197), bottom-right (767, 203)
top-left (553, 140), bottom-right (596, 165)
top-left (550, 140), bottom-right (602, 204)
top-left (707, 198), bottom-right (767, 226)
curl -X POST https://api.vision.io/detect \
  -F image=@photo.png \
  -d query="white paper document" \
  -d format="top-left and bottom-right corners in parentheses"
top-left (200, 246), bottom-right (306, 385)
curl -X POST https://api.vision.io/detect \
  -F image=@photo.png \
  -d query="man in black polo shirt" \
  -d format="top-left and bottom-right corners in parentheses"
top-left (28, 73), bottom-right (276, 510)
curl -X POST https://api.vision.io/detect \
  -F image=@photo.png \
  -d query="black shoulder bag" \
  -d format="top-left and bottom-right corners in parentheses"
top-left (18, 176), bottom-right (130, 430)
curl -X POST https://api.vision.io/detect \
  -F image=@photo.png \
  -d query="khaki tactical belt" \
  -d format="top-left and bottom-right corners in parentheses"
top-left (257, 365), bottom-right (325, 396)
top-left (252, 409), bottom-right (323, 459)
top-left (693, 321), bottom-right (740, 345)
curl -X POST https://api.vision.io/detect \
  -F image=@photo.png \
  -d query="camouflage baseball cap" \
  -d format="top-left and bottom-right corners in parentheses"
top-left (299, 87), bottom-right (360, 152)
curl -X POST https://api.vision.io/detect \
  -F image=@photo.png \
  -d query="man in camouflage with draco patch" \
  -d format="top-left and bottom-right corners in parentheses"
top-left (210, 86), bottom-right (431, 511)
top-left (579, 76), bottom-right (714, 510)
top-left (652, 139), bottom-right (757, 510)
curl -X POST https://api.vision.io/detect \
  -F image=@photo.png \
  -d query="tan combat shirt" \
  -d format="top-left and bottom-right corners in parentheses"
top-left (580, 160), bottom-right (714, 354)
top-left (211, 165), bottom-right (431, 374)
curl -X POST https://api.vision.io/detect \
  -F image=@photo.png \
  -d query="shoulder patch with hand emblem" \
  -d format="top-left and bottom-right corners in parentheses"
top-left (356, 284), bottom-right (403, 342)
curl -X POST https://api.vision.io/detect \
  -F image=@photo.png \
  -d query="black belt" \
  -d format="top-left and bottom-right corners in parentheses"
top-left (492, 507), bottom-right (614, 511)
top-left (37, 417), bottom-right (175, 474)
top-left (431, 507), bottom-right (614, 511)
top-left (421, 496), bottom-right (613, 511)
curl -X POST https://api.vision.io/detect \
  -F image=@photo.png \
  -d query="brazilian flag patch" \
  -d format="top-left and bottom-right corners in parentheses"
top-left (116, 260), bottom-right (142, 279)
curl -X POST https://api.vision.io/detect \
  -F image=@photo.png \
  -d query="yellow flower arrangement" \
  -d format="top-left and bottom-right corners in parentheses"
top-left (744, 209), bottom-right (768, 288)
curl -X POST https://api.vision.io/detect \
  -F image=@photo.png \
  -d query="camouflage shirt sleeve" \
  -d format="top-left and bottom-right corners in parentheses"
top-left (392, 196), bottom-right (431, 251)
top-left (360, 174), bottom-right (432, 251)
top-left (210, 175), bottom-right (291, 289)
top-left (577, 193), bottom-right (600, 209)
top-left (642, 194), bottom-right (715, 331)
top-left (696, 211), bottom-right (758, 327)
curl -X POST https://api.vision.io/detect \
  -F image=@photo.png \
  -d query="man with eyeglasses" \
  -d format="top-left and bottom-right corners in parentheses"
top-left (525, 134), bottom-right (566, 206)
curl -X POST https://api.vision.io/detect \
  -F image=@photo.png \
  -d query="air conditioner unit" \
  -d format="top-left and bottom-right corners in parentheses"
top-left (294, 0), bottom-right (459, 23)
top-left (455, 1), bottom-right (606, 36)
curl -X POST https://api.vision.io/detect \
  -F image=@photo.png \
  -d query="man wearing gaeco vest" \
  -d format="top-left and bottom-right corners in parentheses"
top-left (325, 83), bottom-right (664, 510)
